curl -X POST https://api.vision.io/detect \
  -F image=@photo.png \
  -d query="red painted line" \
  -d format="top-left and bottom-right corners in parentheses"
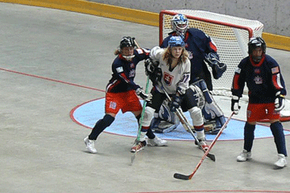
top-left (0, 67), bottom-right (105, 92)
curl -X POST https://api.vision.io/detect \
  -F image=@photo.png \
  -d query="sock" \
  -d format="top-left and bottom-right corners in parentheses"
top-left (243, 122), bottom-right (255, 152)
top-left (89, 114), bottom-right (115, 140)
top-left (270, 122), bottom-right (287, 156)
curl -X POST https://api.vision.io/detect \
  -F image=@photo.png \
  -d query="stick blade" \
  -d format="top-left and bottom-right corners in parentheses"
top-left (207, 152), bottom-right (216, 162)
top-left (173, 173), bottom-right (191, 180)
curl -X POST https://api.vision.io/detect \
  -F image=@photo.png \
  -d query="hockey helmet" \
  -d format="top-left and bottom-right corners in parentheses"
top-left (248, 37), bottom-right (266, 54)
top-left (248, 37), bottom-right (266, 63)
top-left (168, 36), bottom-right (185, 47)
top-left (171, 14), bottom-right (188, 38)
top-left (120, 36), bottom-right (136, 49)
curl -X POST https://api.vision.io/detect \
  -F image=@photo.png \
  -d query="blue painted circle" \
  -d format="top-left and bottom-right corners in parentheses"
top-left (71, 98), bottom-right (290, 141)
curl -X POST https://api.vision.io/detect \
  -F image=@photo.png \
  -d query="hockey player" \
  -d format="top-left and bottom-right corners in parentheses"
top-left (231, 37), bottom-right (287, 168)
top-left (84, 36), bottom-right (167, 154)
top-left (131, 36), bottom-right (209, 152)
top-left (151, 13), bottom-right (227, 134)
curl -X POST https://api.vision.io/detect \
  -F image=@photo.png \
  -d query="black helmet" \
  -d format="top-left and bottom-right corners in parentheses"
top-left (120, 36), bottom-right (136, 49)
top-left (248, 37), bottom-right (266, 55)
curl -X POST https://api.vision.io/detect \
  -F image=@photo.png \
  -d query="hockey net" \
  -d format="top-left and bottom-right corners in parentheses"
top-left (159, 10), bottom-right (264, 97)
top-left (159, 10), bottom-right (290, 121)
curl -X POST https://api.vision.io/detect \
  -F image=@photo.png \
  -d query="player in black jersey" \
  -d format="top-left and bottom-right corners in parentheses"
top-left (231, 37), bottom-right (287, 168)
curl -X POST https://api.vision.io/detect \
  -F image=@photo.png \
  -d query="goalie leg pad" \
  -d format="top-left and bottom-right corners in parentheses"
top-left (188, 106), bottom-right (204, 127)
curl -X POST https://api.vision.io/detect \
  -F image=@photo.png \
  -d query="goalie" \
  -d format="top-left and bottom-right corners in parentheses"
top-left (151, 13), bottom-right (227, 134)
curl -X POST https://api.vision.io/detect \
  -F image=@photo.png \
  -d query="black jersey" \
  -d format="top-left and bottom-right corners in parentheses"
top-left (232, 54), bottom-right (286, 104)
top-left (106, 48), bottom-right (150, 93)
top-left (161, 28), bottom-right (218, 90)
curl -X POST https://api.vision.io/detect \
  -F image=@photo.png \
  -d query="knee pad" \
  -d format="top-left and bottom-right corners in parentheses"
top-left (188, 106), bottom-right (203, 127)
top-left (141, 106), bottom-right (155, 127)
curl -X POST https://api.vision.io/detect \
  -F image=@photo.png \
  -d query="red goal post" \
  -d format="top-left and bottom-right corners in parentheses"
top-left (159, 10), bottom-right (264, 96)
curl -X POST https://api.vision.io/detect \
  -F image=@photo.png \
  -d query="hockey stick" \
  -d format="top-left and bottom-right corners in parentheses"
top-left (173, 112), bottom-right (234, 180)
top-left (161, 86), bottom-right (215, 161)
top-left (131, 39), bottom-right (150, 165)
top-left (131, 76), bottom-right (150, 164)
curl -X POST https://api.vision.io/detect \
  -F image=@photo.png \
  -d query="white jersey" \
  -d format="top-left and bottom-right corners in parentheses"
top-left (150, 46), bottom-right (191, 95)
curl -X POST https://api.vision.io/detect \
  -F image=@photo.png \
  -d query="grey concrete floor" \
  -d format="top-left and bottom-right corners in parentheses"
top-left (1, 2), bottom-right (290, 193)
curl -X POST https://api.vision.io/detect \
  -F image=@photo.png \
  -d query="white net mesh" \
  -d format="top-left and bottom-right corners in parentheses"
top-left (160, 10), bottom-right (264, 93)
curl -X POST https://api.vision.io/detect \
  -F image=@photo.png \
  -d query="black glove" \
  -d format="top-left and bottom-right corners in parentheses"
top-left (170, 95), bottom-right (181, 112)
top-left (144, 58), bottom-right (156, 75)
top-left (136, 88), bottom-right (152, 102)
top-left (275, 91), bottom-right (285, 112)
top-left (212, 62), bottom-right (227, 79)
top-left (231, 95), bottom-right (240, 115)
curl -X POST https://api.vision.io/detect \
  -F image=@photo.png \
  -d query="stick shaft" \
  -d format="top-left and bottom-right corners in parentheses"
top-left (187, 112), bottom-right (234, 179)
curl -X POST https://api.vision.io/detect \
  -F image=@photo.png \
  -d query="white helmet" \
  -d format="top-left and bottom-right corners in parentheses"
top-left (171, 14), bottom-right (188, 38)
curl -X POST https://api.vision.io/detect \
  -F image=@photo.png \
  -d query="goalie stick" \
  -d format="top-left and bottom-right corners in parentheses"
top-left (173, 112), bottom-right (234, 180)
top-left (160, 84), bottom-right (215, 161)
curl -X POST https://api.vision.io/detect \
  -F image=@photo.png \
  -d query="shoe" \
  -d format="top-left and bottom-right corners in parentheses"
top-left (274, 154), bottom-right (287, 168)
top-left (198, 138), bottom-right (209, 151)
top-left (237, 149), bottom-right (251, 162)
top-left (147, 136), bottom-right (168, 146)
top-left (84, 136), bottom-right (97, 154)
top-left (131, 140), bottom-right (147, 153)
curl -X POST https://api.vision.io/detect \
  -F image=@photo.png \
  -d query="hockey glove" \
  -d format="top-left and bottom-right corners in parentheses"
top-left (231, 95), bottom-right (240, 115)
top-left (136, 87), bottom-right (152, 102)
top-left (212, 62), bottom-right (227, 79)
top-left (275, 91), bottom-right (285, 112)
top-left (170, 94), bottom-right (181, 112)
top-left (144, 58), bottom-right (155, 75)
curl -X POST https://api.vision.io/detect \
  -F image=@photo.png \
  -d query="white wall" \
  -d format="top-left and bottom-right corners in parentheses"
top-left (87, 0), bottom-right (290, 37)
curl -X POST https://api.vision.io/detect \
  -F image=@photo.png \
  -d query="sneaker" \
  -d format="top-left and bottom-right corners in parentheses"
top-left (198, 138), bottom-right (209, 151)
top-left (84, 136), bottom-right (97, 154)
top-left (147, 136), bottom-right (168, 146)
top-left (131, 140), bottom-right (147, 153)
top-left (274, 154), bottom-right (287, 168)
top-left (237, 149), bottom-right (251, 162)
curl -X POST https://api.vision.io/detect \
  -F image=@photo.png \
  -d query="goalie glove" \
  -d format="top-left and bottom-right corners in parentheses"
top-left (231, 95), bottom-right (240, 115)
top-left (275, 91), bottom-right (285, 112)
top-left (204, 52), bottom-right (226, 79)
top-left (136, 87), bottom-right (152, 102)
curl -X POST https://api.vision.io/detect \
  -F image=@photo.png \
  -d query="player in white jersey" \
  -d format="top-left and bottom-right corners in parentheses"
top-left (131, 36), bottom-right (209, 152)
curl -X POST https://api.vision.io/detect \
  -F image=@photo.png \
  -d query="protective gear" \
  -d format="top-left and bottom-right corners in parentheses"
top-left (188, 106), bottom-right (204, 127)
top-left (136, 87), bottom-right (152, 102)
top-left (204, 52), bottom-right (220, 67)
top-left (275, 91), bottom-right (285, 112)
top-left (231, 95), bottom-right (240, 115)
top-left (204, 52), bottom-right (227, 79)
top-left (170, 94), bottom-right (181, 112)
top-left (248, 37), bottom-right (266, 63)
top-left (171, 14), bottom-right (188, 39)
top-left (144, 59), bottom-right (162, 85)
top-left (120, 36), bottom-right (136, 61)
top-left (144, 58), bottom-right (156, 75)
top-left (168, 36), bottom-right (185, 47)
top-left (120, 36), bottom-right (136, 49)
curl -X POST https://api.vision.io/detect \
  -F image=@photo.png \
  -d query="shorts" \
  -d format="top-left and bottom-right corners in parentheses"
top-left (105, 90), bottom-right (142, 114)
top-left (247, 103), bottom-right (280, 122)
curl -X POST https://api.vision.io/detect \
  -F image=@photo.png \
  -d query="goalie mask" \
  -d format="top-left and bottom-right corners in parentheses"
top-left (248, 37), bottom-right (266, 63)
top-left (171, 14), bottom-right (188, 39)
top-left (119, 36), bottom-right (136, 61)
